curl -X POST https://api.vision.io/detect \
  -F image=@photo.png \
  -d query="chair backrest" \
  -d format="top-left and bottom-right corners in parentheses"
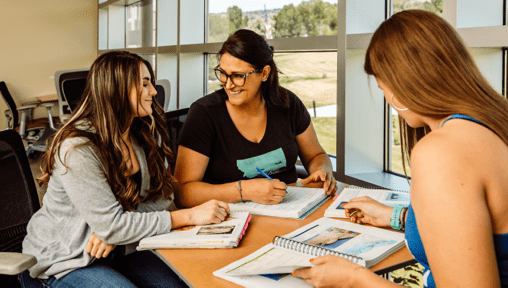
top-left (54, 69), bottom-right (89, 116)
top-left (155, 79), bottom-right (171, 112)
top-left (0, 129), bottom-right (40, 254)
top-left (165, 108), bottom-right (190, 157)
top-left (0, 82), bottom-right (18, 129)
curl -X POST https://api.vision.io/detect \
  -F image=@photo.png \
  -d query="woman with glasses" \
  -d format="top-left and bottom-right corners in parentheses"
top-left (293, 10), bottom-right (508, 288)
top-left (174, 29), bottom-right (337, 207)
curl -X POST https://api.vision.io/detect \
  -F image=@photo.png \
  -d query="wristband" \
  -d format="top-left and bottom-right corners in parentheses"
top-left (236, 179), bottom-right (244, 202)
top-left (391, 205), bottom-right (404, 230)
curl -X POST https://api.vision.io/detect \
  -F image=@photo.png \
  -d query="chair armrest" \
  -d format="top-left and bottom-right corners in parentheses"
top-left (0, 252), bottom-right (37, 275)
top-left (16, 105), bottom-right (37, 111)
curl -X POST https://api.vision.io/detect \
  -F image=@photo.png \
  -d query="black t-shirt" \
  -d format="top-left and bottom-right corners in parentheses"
top-left (178, 89), bottom-right (311, 184)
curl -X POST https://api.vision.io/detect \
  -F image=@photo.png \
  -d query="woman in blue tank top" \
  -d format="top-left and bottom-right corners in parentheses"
top-left (293, 10), bottom-right (508, 288)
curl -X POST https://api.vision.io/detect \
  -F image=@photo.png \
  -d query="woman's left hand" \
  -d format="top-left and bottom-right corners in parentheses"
top-left (293, 255), bottom-right (366, 288)
top-left (86, 233), bottom-right (116, 259)
top-left (300, 169), bottom-right (337, 196)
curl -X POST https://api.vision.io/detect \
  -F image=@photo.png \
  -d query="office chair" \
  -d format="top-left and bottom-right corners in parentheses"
top-left (155, 79), bottom-right (171, 112)
top-left (165, 108), bottom-right (190, 157)
top-left (54, 69), bottom-right (89, 123)
top-left (1, 81), bottom-right (58, 151)
top-left (0, 129), bottom-right (40, 287)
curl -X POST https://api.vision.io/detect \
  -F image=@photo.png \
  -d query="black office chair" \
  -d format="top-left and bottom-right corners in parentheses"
top-left (164, 108), bottom-right (190, 157)
top-left (54, 69), bottom-right (89, 123)
top-left (0, 82), bottom-right (58, 151)
top-left (0, 129), bottom-right (40, 287)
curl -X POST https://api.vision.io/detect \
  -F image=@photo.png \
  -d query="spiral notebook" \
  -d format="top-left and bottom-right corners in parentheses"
top-left (228, 186), bottom-right (328, 219)
top-left (213, 217), bottom-right (405, 287)
top-left (324, 186), bottom-right (410, 218)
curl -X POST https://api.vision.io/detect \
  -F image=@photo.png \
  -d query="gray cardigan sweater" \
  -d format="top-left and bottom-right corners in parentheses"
top-left (22, 135), bottom-right (176, 279)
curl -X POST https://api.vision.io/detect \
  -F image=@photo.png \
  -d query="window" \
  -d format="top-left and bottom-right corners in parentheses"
top-left (97, 0), bottom-right (508, 191)
top-left (208, 0), bottom-right (339, 42)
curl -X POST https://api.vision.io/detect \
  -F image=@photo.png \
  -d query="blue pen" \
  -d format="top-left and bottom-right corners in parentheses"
top-left (256, 167), bottom-right (273, 180)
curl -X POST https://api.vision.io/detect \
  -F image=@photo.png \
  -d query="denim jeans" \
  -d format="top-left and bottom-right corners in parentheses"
top-left (19, 250), bottom-right (188, 288)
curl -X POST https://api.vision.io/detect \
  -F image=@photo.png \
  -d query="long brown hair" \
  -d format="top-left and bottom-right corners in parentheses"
top-left (364, 10), bottom-right (508, 175)
top-left (39, 51), bottom-right (176, 210)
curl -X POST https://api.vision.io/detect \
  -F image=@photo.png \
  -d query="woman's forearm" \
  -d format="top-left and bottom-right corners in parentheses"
top-left (177, 181), bottom-right (242, 208)
top-left (305, 152), bottom-right (333, 175)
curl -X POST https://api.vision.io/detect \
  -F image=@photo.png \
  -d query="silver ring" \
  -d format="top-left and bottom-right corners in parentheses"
top-left (350, 211), bottom-right (358, 218)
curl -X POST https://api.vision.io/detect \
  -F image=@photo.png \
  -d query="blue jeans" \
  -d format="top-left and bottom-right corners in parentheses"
top-left (19, 250), bottom-right (188, 288)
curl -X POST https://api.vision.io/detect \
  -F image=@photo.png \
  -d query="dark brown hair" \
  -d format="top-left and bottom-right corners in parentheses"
top-left (39, 51), bottom-right (176, 210)
top-left (365, 10), bottom-right (508, 175)
top-left (217, 29), bottom-right (289, 108)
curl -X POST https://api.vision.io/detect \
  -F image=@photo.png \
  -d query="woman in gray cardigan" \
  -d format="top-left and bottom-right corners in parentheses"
top-left (19, 51), bottom-right (229, 288)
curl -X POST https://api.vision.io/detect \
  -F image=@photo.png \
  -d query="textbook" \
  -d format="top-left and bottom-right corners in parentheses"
top-left (228, 186), bottom-right (328, 219)
top-left (137, 212), bottom-right (251, 250)
top-left (324, 186), bottom-right (410, 219)
top-left (213, 217), bottom-right (405, 287)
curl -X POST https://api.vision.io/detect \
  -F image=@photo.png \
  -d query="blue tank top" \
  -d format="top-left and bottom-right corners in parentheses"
top-left (405, 114), bottom-right (508, 287)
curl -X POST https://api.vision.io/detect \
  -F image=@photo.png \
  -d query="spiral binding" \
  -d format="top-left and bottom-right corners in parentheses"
top-left (273, 236), bottom-right (364, 264)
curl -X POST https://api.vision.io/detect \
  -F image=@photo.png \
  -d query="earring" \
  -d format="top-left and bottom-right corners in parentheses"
top-left (262, 79), bottom-right (267, 82)
top-left (391, 94), bottom-right (408, 111)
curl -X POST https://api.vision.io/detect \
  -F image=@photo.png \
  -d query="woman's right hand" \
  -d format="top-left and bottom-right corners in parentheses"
top-left (187, 199), bottom-right (230, 226)
top-left (342, 196), bottom-right (393, 228)
top-left (243, 179), bottom-right (287, 205)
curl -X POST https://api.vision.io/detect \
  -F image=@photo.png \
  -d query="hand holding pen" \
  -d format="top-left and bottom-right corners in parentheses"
top-left (239, 167), bottom-right (287, 205)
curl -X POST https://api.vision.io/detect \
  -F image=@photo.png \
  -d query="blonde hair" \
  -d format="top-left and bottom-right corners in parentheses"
top-left (40, 51), bottom-right (176, 210)
top-left (364, 10), bottom-right (508, 175)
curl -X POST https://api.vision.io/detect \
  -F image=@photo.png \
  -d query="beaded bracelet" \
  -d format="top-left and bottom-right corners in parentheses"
top-left (400, 207), bottom-right (408, 231)
top-left (391, 205), bottom-right (404, 230)
top-left (236, 179), bottom-right (244, 202)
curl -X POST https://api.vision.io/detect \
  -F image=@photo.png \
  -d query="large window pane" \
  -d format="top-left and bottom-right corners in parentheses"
top-left (208, 0), bottom-right (338, 43)
top-left (392, 0), bottom-right (442, 15)
top-left (126, 0), bottom-right (156, 48)
top-left (457, 0), bottom-right (503, 28)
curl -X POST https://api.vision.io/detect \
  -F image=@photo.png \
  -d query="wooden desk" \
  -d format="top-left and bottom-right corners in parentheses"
top-left (157, 184), bottom-right (414, 288)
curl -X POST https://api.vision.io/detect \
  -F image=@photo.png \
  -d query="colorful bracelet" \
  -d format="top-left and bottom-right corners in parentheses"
top-left (400, 207), bottom-right (407, 231)
top-left (391, 205), bottom-right (404, 230)
top-left (236, 179), bottom-right (244, 202)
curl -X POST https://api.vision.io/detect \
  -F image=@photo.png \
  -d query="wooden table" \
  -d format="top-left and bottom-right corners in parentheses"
top-left (157, 184), bottom-right (414, 287)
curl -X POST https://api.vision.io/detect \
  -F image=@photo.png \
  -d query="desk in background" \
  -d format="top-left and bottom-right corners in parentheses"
top-left (157, 183), bottom-right (414, 288)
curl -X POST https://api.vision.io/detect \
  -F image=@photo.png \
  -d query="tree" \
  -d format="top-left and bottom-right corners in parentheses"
top-left (273, 4), bottom-right (303, 38)
top-left (208, 14), bottom-right (228, 43)
top-left (273, 0), bottom-right (337, 38)
top-left (228, 6), bottom-right (248, 35)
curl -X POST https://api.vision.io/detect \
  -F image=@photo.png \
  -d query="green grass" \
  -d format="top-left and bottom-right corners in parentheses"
top-left (311, 117), bottom-right (336, 155)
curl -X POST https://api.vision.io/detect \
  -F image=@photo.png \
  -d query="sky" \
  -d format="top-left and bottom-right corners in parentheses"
top-left (208, 0), bottom-right (338, 14)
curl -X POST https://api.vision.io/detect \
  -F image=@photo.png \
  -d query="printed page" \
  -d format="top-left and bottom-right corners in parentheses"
top-left (138, 212), bottom-right (250, 249)
top-left (325, 187), bottom-right (409, 218)
top-left (229, 187), bottom-right (326, 218)
top-left (284, 217), bottom-right (404, 264)
top-left (221, 244), bottom-right (313, 276)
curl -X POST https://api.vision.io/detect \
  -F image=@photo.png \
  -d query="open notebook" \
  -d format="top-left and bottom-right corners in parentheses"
top-left (228, 186), bottom-right (328, 219)
top-left (214, 217), bottom-right (405, 287)
top-left (325, 186), bottom-right (410, 218)
top-left (137, 212), bottom-right (251, 250)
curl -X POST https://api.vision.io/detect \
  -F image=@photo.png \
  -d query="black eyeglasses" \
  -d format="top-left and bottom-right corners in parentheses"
top-left (214, 66), bottom-right (261, 87)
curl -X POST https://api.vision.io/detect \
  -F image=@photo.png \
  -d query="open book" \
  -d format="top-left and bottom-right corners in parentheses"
top-left (228, 186), bottom-right (328, 219)
top-left (137, 212), bottom-right (251, 250)
top-left (214, 217), bottom-right (405, 288)
top-left (324, 186), bottom-right (410, 218)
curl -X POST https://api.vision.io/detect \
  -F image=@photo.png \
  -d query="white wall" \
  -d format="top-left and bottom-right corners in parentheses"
top-left (0, 1), bottom-right (98, 129)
